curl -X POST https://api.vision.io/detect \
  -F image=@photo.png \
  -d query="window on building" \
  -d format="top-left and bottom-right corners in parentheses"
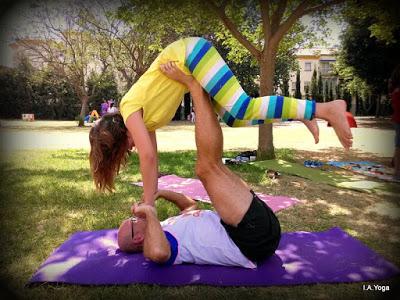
top-left (304, 81), bottom-right (310, 89)
top-left (320, 61), bottom-right (332, 74)
top-left (305, 62), bottom-right (312, 71)
top-left (291, 82), bottom-right (296, 91)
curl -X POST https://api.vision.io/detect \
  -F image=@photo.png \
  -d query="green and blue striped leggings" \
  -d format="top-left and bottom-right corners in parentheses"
top-left (184, 37), bottom-right (315, 127)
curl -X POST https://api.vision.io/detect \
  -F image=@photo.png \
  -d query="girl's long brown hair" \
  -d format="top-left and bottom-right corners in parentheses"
top-left (89, 113), bottom-right (130, 192)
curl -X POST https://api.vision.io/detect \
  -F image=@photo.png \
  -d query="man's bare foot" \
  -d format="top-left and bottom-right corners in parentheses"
top-left (315, 100), bottom-right (353, 149)
top-left (302, 119), bottom-right (319, 144)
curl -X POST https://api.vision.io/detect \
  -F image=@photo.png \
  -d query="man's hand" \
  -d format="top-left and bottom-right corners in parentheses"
top-left (131, 203), bottom-right (157, 219)
top-left (160, 61), bottom-right (194, 86)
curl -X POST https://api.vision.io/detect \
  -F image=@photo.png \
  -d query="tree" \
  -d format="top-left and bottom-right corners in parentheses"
top-left (329, 81), bottom-right (334, 101)
top-left (0, 56), bottom-right (79, 120)
top-left (0, 66), bottom-right (32, 118)
top-left (310, 68), bottom-right (318, 101)
top-left (341, 17), bottom-right (400, 96)
top-left (204, 0), bottom-right (346, 158)
top-left (30, 68), bottom-right (78, 120)
top-left (14, 2), bottom-right (105, 121)
top-left (272, 29), bottom-right (302, 95)
top-left (339, 0), bottom-right (400, 116)
top-left (87, 71), bottom-right (120, 112)
top-left (317, 71), bottom-right (323, 102)
top-left (343, 0), bottom-right (400, 44)
top-left (304, 84), bottom-right (310, 100)
top-left (281, 77), bottom-right (289, 97)
top-left (323, 80), bottom-right (328, 102)
top-left (333, 54), bottom-right (370, 114)
top-left (294, 69), bottom-right (301, 99)
top-left (78, 2), bottom-right (159, 92)
top-left (336, 81), bottom-right (341, 99)
top-left (118, 0), bottom-right (345, 158)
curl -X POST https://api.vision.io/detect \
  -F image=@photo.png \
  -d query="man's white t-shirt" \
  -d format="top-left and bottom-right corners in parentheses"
top-left (160, 210), bottom-right (256, 268)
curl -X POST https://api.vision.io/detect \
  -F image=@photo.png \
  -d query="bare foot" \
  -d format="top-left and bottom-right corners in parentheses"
top-left (315, 100), bottom-right (353, 149)
top-left (302, 119), bottom-right (319, 144)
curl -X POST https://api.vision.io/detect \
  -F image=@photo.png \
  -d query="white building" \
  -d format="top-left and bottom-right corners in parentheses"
top-left (289, 48), bottom-right (338, 99)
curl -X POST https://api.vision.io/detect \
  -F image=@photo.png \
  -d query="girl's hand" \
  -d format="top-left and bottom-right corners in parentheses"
top-left (160, 61), bottom-right (194, 86)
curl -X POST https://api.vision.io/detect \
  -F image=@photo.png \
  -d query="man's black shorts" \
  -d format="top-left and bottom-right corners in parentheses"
top-left (221, 190), bottom-right (281, 263)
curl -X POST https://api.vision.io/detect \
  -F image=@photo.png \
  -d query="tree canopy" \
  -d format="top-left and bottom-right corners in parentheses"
top-left (340, 16), bottom-right (400, 95)
top-left (116, 0), bottom-right (343, 158)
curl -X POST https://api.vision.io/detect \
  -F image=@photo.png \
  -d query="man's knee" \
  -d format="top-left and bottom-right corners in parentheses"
top-left (195, 160), bottom-right (209, 180)
top-left (195, 159), bottom-right (221, 181)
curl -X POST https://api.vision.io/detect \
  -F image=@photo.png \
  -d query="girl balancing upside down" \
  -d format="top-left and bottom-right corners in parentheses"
top-left (89, 37), bottom-right (353, 204)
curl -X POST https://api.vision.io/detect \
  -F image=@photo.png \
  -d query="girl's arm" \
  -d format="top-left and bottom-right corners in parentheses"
top-left (148, 131), bottom-right (159, 177)
top-left (125, 110), bottom-right (158, 206)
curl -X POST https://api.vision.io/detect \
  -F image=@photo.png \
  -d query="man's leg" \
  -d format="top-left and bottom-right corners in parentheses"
top-left (189, 81), bottom-right (253, 226)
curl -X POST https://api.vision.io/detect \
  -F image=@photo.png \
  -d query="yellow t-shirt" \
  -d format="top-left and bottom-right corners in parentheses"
top-left (119, 39), bottom-right (191, 131)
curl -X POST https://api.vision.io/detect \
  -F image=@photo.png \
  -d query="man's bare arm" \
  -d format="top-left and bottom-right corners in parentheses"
top-left (133, 204), bottom-right (171, 263)
top-left (156, 190), bottom-right (198, 213)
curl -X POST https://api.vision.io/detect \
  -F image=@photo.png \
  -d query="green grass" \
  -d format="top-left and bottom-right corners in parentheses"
top-left (0, 149), bottom-right (399, 300)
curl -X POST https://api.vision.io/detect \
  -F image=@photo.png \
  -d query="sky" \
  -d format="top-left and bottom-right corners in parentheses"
top-left (0, 0), bottom-right (345, 68)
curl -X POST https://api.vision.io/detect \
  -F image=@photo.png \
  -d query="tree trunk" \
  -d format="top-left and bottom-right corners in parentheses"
top-left (257, 49), bottom-right (277, 160)
top-left (375, 94), bottom-right (381, 117)
top-left (80, 95), bottom-right (89, 119)
top-left (184, 93), bottom-right (191, 119)
top-left (350, 94), bottom-right (357, 115)
top-left (362, 94), bottom-right (374, 114)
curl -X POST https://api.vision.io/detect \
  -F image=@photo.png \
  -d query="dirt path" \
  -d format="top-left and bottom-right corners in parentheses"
top-left (0, 118), bottom-right (395, 157)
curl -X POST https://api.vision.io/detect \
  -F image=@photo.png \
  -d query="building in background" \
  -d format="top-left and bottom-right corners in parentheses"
top-left (289, 48), bottom-right (338, 99)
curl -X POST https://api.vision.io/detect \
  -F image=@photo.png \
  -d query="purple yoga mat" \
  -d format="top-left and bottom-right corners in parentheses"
top-left (133, 175), bottom-right (299, 212)
top-left (29, 227), bottom-right (399, 286)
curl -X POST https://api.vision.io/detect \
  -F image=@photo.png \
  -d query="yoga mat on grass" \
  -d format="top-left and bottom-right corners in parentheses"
top-left (327, 161), bottom-right (397, 182)
top-left (133, 174), bottom-right (299, 212)
top-left (252, 160), bottom-right (400, 195)
top-left (29, 227), bottom-right (399, 286)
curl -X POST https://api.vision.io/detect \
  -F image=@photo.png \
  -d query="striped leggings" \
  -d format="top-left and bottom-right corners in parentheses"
top-left (184, 37), bottom-right (315, 127)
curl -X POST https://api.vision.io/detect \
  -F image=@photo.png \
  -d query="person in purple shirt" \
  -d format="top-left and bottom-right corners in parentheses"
top-left (100, 99), bottom-right (109, 116)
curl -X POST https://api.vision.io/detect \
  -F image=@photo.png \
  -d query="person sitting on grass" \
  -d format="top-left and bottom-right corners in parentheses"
top-left (117, 67), bottom-right (283, 267)
top-left (89, 37), bottom-right (353, 209)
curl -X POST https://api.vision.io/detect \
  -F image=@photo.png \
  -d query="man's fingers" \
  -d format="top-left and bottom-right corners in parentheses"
top-left (160, 63), bottom-right (172, 74)
top-left (169, 61), bottom-right (177, 70)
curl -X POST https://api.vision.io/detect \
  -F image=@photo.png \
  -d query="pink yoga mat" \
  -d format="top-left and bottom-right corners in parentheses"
top-left (133, 175), bottom-right (298, 212)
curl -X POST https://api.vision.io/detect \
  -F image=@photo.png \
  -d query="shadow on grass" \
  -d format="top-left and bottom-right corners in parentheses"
top-left (49, 151), bottom-right (89, 160)
top-left (295, 147), bottom-right (394, 165)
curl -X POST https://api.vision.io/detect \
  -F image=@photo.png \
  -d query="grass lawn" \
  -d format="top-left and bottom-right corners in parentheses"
top-left (0, 148), bottom-right (399, 299)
